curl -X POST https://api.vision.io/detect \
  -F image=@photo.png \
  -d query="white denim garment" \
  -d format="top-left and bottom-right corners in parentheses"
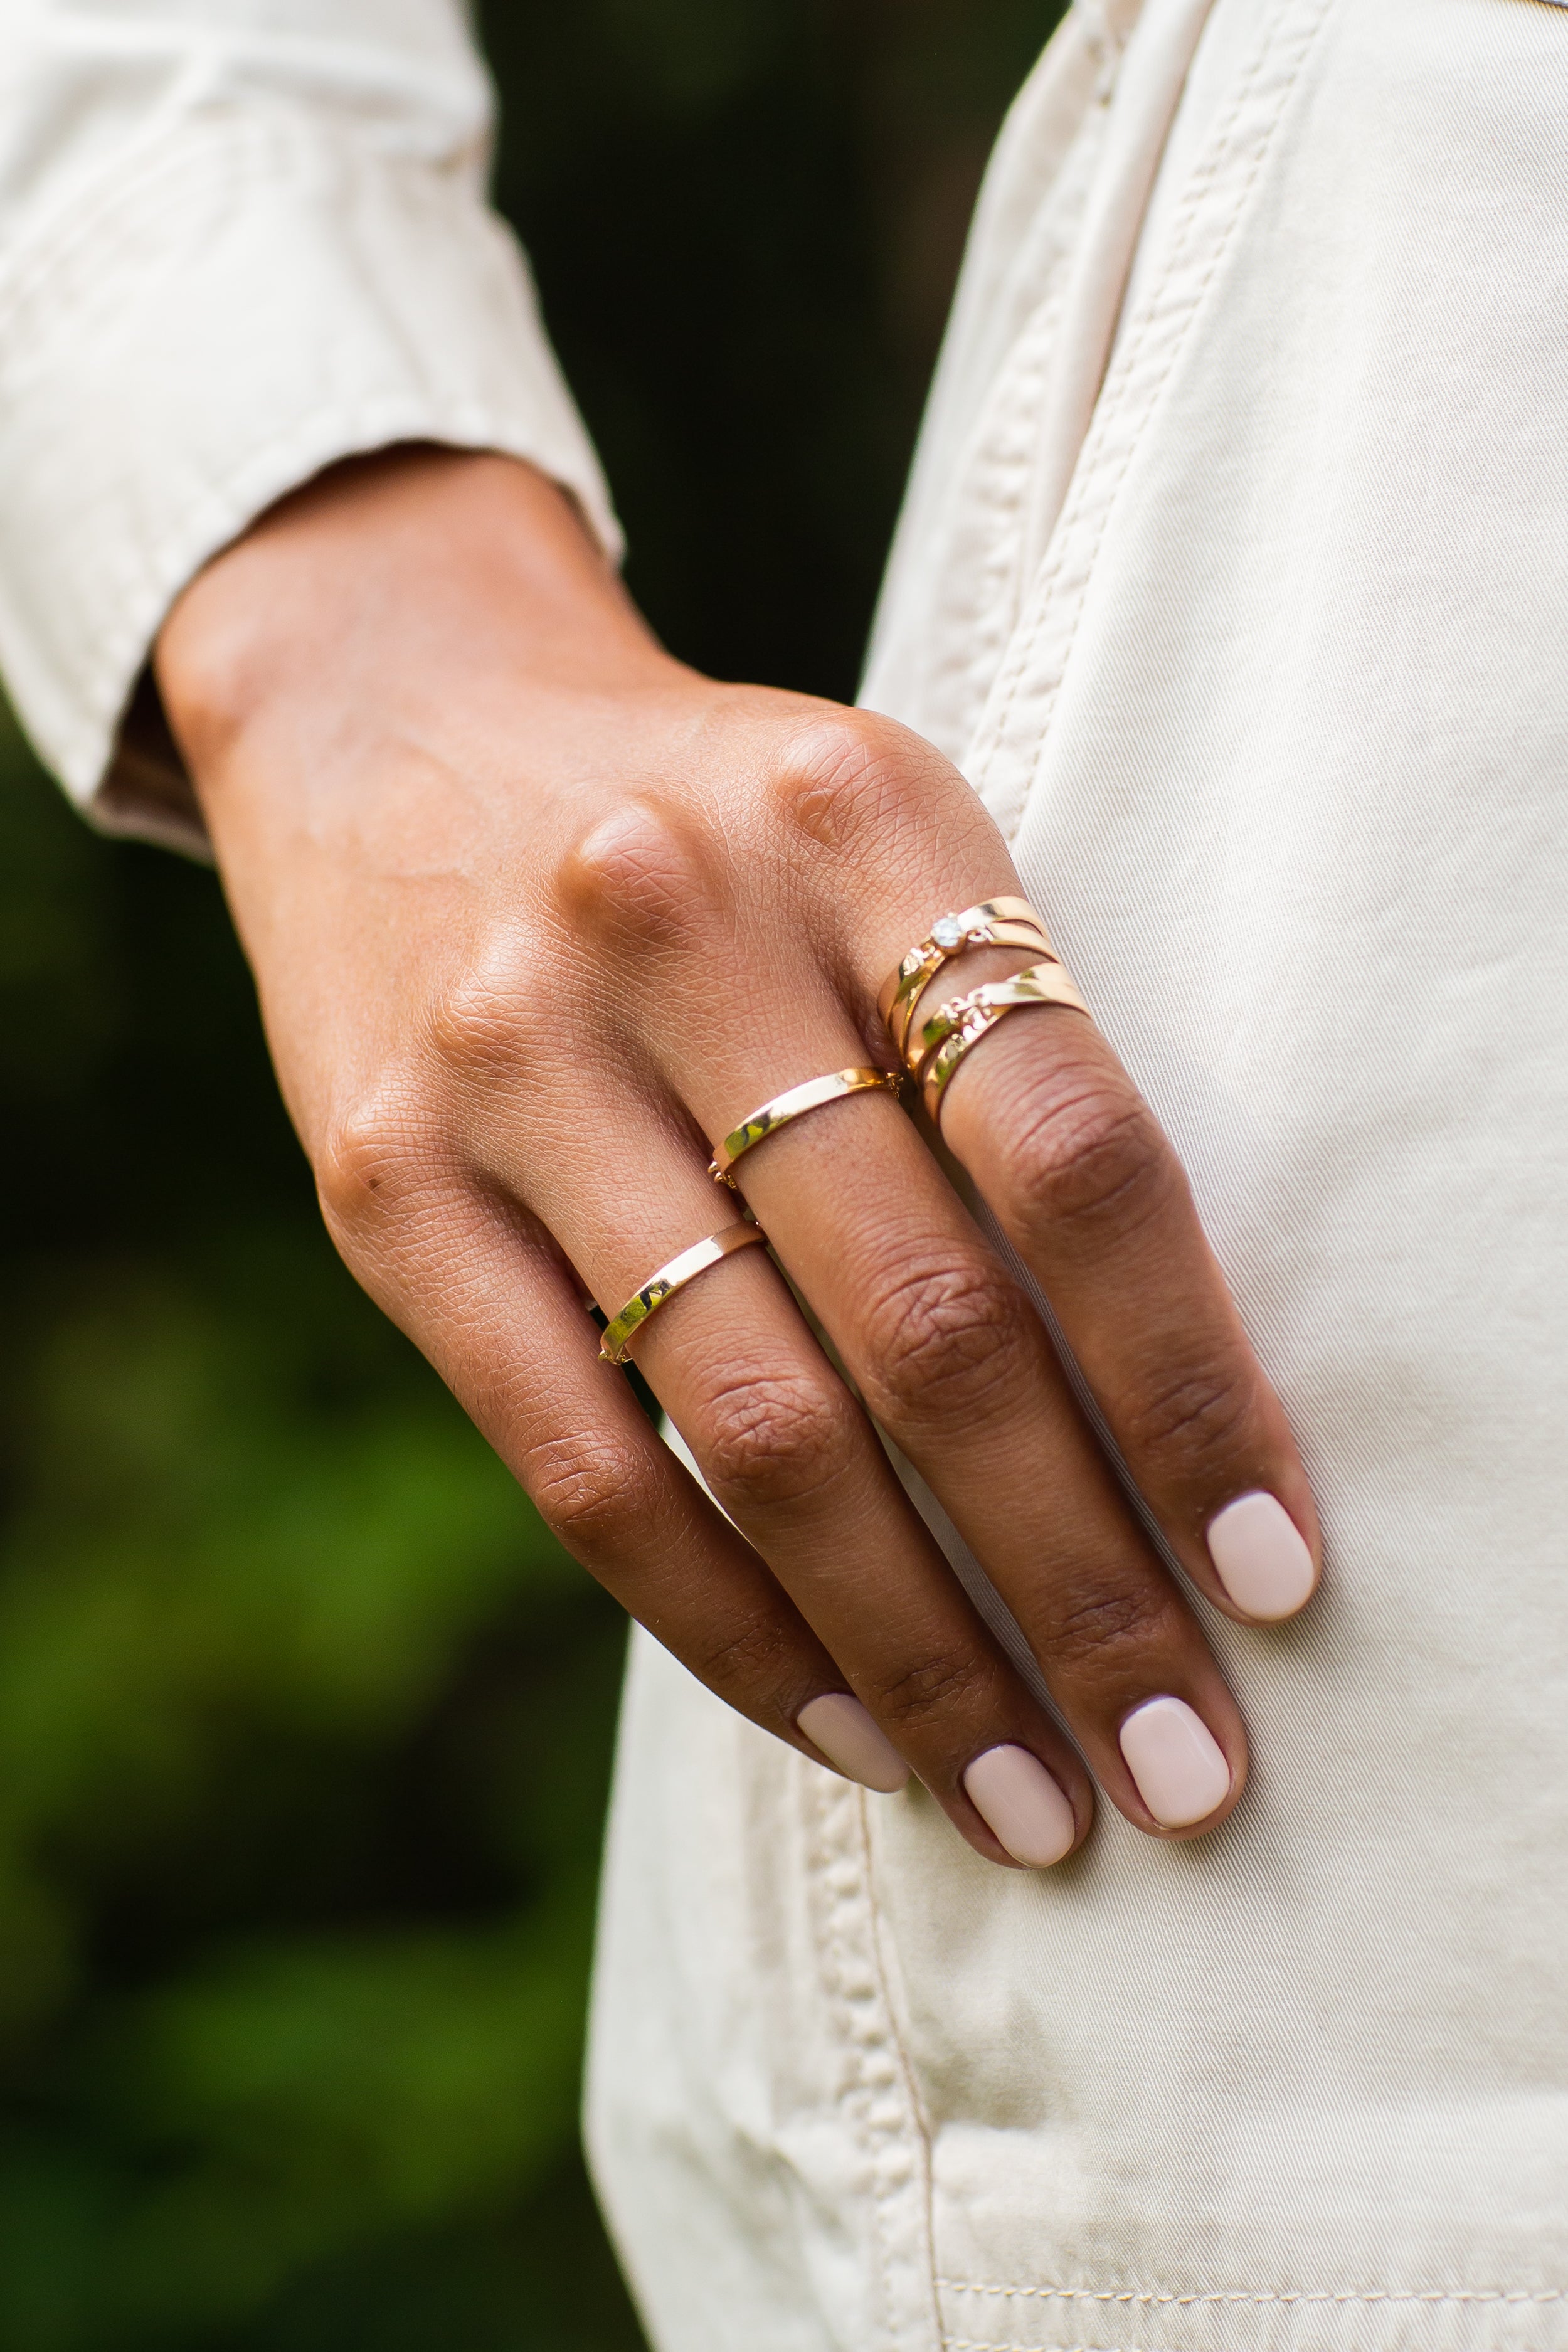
top-left (3, 1), bottom-right (1568, 2349)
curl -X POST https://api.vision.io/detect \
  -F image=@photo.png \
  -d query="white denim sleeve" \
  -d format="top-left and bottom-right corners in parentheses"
top-left (0, 0), bottom-right (621, 852)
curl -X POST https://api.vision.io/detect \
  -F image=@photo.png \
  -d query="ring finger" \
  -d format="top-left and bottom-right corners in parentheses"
top-left (682, 1037), bottom-right (1248, 1840)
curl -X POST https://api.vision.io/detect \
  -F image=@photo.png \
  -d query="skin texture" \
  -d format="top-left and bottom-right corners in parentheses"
top-left (156, 444), bottom-right (1320, 1869)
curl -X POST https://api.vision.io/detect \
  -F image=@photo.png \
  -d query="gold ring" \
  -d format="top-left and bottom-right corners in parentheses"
top-left (879, 895), bottom-right (1057, 1063)
top-left (916, 960), bottom-right (1089, 1123)
top-left (599, 1222), bottom-right (768, 1364)
top-left (709, 1067), bottom-right (901, 1185)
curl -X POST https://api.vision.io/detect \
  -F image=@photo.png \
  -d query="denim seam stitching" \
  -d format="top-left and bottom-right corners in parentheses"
top-left (938, 2282), bottom-right (1568, 2306)
top-left (968, 0), bottom-right (1336, 846)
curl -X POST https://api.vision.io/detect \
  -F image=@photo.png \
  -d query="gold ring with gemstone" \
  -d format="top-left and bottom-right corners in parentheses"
top-left (598, 1222), bottom-right (769, 1364)
top-left (879, 896), bottom-right (1057, 1064)
top-left (709, 1066), bottom-right (901, 1187)
top-left (916, 960), bottom-right (1089, 1123)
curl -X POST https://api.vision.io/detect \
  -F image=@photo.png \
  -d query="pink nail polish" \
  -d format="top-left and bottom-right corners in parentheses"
top-left (1118, 1697), bottom-right (1231, 1828)
top-left (963, 1744), bottom-right (1076, 1867)
top-left (797, 1693), bottom-right (910, 1793)
top-left (1207, 1491), bottom-right (1316, 1620)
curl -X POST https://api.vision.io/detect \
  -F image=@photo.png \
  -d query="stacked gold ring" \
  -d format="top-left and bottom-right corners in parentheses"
top-left (709, 1066), bottom-right (901, 1186)
top-left (877, 895), bottom-right (1091, 1128)
top-left (599, 1222), bottom-right (768, 1364)
top-left (914, 960), bottom-right (1088, 1120)
top-left (878, 895), bottom-right (1056, 1062)
top-left (601, 898), bottom-right (1087, 1365)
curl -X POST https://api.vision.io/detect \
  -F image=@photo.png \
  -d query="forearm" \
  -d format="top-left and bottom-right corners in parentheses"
top-left (161, 450), bottom-right (657, 765)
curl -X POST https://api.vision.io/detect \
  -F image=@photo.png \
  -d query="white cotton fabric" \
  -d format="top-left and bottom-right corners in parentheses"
top-left (586, 3), bottom-right (1568, 2348)
top-left (0, 0), bottom-right (618, 852)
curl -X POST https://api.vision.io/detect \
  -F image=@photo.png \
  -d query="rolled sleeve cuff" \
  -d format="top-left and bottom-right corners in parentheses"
top-left (0, 111), bottom-right (621, 855)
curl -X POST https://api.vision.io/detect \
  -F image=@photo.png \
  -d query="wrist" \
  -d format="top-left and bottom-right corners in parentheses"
top-left (155, 443), bottom-right (675, 790)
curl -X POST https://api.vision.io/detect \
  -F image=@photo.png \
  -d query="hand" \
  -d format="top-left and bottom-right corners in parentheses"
top-left (156, 447), bottom-right (1320, 1870)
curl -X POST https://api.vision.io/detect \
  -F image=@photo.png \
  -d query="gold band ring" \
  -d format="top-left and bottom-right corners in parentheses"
top-left (709, 1066), bottom-right (901, 1186)
top-left (916, 960), bottom-right (1089, 1123)
top-left (878, 896), bottom-right (1057, 1063)
top-left (599, 1222), bottom-right (768, 1364)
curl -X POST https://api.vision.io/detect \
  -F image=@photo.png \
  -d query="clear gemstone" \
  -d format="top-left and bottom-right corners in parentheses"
top-left (932, 915), bottom-right (964, 950)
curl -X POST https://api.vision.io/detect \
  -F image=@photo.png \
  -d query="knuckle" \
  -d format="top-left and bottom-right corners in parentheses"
top-left (860, 1253), bottom-right (1035, 1425)
top-left (769, 709), bottom-right (986, 874)
top-left (423, 934), bottom-right (536, 1086)
top-left (522, 1429), bottom-right (654, 1560)
top-left (1002, 1073), bottom-right (1172, 1242)
top-left (864, 1644), bottom-right (992, 1734)
top-left (698, 1368), bottom-right (860, 1517)
top-left (1044, 1581), bottom-right (1184, 1680)
top-left (315, 1086), bottom-right (435, 1236)
top-left (691, 1606), bottom-right (802, 1703)
top-left (1120, 1354), bottom-right (1256, 1480)
top-left (769, 711), bottom-right (911, 852)
top-left (556, 800), bottom-right (712, 951)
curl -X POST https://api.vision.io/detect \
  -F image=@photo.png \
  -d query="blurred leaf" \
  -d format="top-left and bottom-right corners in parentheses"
top-left (98, 1896), bottom-right (591, 2333)
top-left (601, 0), bottom-right (788, 115)
top-left (0, 712), bottom-right (112, 1101)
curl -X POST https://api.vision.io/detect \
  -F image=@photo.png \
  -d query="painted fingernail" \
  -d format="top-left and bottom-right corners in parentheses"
top-left (963, 1744), bottom-right (1077, 1867)
top-left (1207, 1491), bottom-right (1316, 1620)
top-left (1118, 1696), bottom-right (1232, 1828)
top-left (797, 1693), bottom-right (910, 1793)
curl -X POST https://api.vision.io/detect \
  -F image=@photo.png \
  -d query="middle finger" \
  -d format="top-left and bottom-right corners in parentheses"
top-left (682, 1023), bottom-right (1248, 1840)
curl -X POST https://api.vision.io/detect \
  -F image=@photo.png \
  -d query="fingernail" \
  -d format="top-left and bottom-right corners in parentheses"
top-left (963, 1744), bottom-right (1077, 1867)
top-left (797, 1693), bottom-right (910, 1794)
top-left (1207, 1491), bottom-right (1316, 1620)
top-left (1118, 1697), bottom-right (1232, 1828)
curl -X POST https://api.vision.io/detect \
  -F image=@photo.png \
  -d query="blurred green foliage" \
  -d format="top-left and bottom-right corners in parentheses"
top-left (0, 2), bottom-right (1061, 2344)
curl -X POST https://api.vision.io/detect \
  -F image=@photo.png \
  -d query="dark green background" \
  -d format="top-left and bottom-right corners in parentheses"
top-left (0, 4), bottom-right (1059, 2344)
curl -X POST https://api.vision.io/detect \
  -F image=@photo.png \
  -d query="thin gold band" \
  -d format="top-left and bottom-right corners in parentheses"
top-left (878, 896), bottom-right (1057, 1063)
top-left (709, 1067), bottom-right (900, 1185)
top-left (917, 960), bottom-right (1089, 1123)
top-left (890, 920), bottom-right (1054, 1062)
top-left (599, 1223), bottom-right (768, 1364)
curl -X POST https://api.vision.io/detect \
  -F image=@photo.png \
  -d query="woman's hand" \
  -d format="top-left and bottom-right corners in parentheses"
top-left (156, 447), bottom-right (1319, 1870)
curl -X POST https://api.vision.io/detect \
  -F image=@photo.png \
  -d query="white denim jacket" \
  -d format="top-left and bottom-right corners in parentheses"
top-left (6, 4), bottom-right (1568, 2349)
top-left (0, 0), bottom-right (617, 849)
